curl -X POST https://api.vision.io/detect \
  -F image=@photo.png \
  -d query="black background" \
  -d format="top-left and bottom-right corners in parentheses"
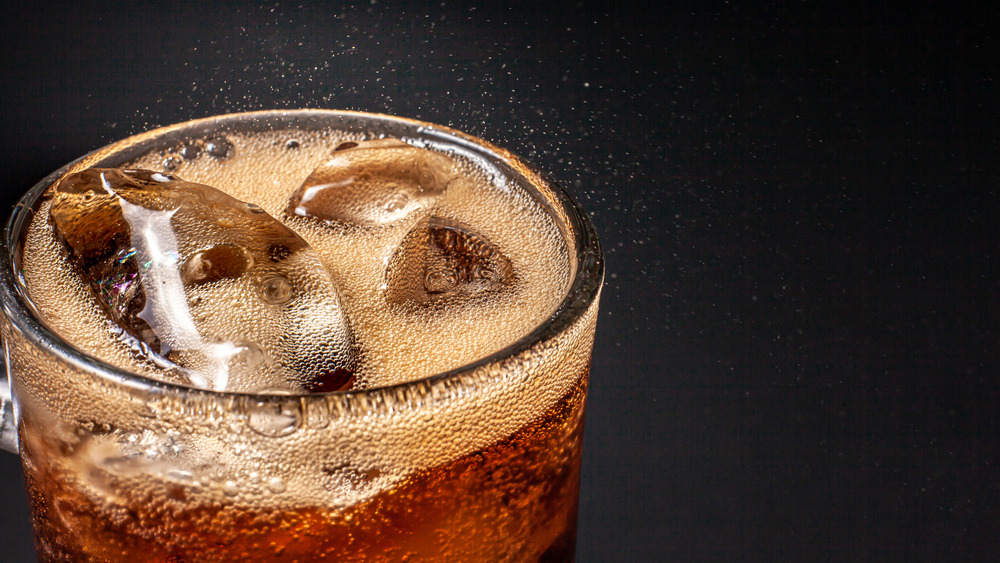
top-left (1, 1), bottom-right (998, 561)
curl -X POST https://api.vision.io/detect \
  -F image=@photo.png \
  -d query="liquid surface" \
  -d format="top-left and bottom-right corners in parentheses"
top-left (11, 117), bottom-right (597, 562)
top-left (22, 128), bottom-right (572, 391)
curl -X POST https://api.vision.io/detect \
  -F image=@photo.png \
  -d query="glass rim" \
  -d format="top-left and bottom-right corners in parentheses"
top-left (0, 109), bottom-right (603, 402)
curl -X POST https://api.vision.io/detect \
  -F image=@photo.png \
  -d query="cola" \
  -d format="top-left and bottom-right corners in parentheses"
top-left (10, 112), bottom-right (601, 562)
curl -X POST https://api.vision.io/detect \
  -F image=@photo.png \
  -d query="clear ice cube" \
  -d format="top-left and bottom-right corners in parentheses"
top-left (286, 139), bottom-right (458, 227)
top-left (385, 217), bottom-right (515, 306)
top-left (48, 168), bottom-right (356, 393)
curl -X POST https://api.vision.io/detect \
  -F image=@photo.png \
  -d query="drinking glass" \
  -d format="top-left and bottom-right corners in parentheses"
top-left (0, 110), bottom-right (602, 562)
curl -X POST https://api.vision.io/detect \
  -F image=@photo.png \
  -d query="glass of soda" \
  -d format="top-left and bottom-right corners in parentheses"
top-left (0, 110), bottom-right (603, 562)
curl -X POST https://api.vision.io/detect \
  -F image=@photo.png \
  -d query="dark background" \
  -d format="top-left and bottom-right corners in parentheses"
top-left (1, 1), bottom-right (998, 561)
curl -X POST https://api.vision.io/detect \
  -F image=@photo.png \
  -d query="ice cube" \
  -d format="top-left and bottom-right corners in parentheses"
top-left (48, 168), bottom-right (356, 393)
top-left (286, 138), bottom-right (458, 227)
top-left (385, 217), bottom-right (515, 306)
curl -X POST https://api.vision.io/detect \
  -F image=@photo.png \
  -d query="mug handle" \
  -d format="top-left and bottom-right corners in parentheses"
top-left (0, 358), bottom-right (17, 453)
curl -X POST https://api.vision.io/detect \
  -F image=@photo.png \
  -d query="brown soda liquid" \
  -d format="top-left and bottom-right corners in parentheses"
top-left (21, 377), bottom-right (586, 562)
top-left (13, 115), bottom-right (596, 562)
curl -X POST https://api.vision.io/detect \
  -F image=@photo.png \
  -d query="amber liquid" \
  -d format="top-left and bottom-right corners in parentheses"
top-left (21, 378), bottom-right (587, 562)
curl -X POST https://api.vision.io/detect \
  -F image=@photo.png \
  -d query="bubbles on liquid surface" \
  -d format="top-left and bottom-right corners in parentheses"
top-left (162, 155), bottom-right (180, 171)
top-left (47, 168), bottom-right (356, 393)
top-left (246, 399), bottom-right (301, 437)
top-left (260, 273), bottom-right (293, 305)
top-left (286, 139), bottom-right (458, 227)
top-left (205, 136), bottom-right (233, 158)
top-left (179, 143), bottom-right (202, 160)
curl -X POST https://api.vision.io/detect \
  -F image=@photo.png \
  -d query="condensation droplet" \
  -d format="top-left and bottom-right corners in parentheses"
top-left (260, 274), bottom-right (293, 305)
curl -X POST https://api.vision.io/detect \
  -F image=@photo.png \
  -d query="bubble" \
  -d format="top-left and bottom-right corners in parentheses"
top-left (285, 139), bottom-right (301, 150)
top-left (226, 341), bottom-right (267, 374)
top-left (425, 268), bottom-right (458, 293)
top-left (205, 136), bottom-right (233, 158)
top-left (383, 192), bottom-right (409, 213)
top-left (260, 274), bottom-right (293, 305)
top-left (180, 244), bottom-right (253, 285)
top-left (267, 477), bottom-right (287, 493)
top-left (223, 480), bottom-right (239, 496)
top-left (246, 399), bottom-right (301, 437)
top-left (180, 143), bottom-right (202, 160)
top-left (162, 155), bottom-right (181, 171)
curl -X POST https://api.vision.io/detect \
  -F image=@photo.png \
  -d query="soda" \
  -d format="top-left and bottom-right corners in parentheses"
top-left (5, 111), bottom-right (601, 562)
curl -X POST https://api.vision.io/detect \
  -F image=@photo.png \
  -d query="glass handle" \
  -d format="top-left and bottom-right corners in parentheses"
top-left (0, 358), bottom-right (16, 453)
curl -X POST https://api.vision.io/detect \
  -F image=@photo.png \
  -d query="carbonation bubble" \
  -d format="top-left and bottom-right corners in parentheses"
top-left (180, 244), bottom-right (253, 285)
top-left (246, 399), bottom-right (301, 437)
top-left (162, 155), bottom-right (180, 171)
top-left (260, 274), bottom-right (293, 305)
top-left (180, 143), bottom-right (201, 160)
top-left (205, 136), bottom-right (233, 158)
top-left (267, 477), bottom-right (287, 493)
top-left (285, 139), bottom-right (300, 150)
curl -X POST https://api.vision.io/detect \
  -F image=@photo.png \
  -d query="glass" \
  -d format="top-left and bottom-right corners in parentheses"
top-left (0, 110), bottom-right (602, 562)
